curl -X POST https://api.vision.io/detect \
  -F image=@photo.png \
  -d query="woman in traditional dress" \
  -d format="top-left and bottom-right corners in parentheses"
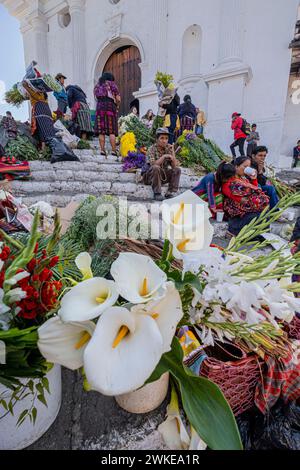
top-left (66, 84), bottom-right (94, 141)
top-left (94, 72), bottom-right (121, 157)
top-left (22, 81), bottom-right (56, 149)
top-left (222, 156), bottom-right (270, 236)
top-left (178, 95), bottom-right (197, 135)
top-left (193, 162), bottom-right (236, 218)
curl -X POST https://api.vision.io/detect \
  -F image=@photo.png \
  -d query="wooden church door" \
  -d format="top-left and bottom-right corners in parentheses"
top-left (103, 45), bottom-right (141, 116)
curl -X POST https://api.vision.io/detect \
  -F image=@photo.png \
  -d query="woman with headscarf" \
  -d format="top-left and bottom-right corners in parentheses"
top-left (94, 72), bottom-right (121, 157)
top-left (178, 95), bottom-right (197, 135)
top-left (222, 156), bottom-right (270, 236)
top-left (66, 84), bottom-right (94, 141)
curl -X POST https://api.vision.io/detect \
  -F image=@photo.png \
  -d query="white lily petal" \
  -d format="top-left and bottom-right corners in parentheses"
top-left (132, 282), bottom-right (183, 353)
top-left (162, 190), bottom-right (211, 233)
top-left (84, 306), bottom-right (163, 396)
top-left (111, 253), bottom-right (167, 304)
top-left (38, 317), bottom-right (96, 370)
top-left (168, 223), bottom-right (214, 261)
top-left (59, 277), bottom-right (119, 322)
top-left (75, 252), bottom-right (93, 280)
top-left (189, 427), bottom-right (207, 451)
top-left (158, 386), bottom-right (190, 450)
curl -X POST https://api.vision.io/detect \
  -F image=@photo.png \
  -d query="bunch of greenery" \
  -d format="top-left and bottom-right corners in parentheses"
top-left (77, 140), bottom-right (91, 150)
top-left (155, 72), bottom-right (174, 89)
top-left (6, 136), bottom-right (39, 161)
top-left (177, 133), bottom-right (226, 172)
top-left (5, 85), bottom-right (26, 108)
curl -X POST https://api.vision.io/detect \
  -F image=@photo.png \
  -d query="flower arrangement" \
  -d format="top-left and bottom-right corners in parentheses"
top-left (120, 132), bottom-right (137, 157)
top-left (118, 115), bottom-right (154, 149)
top-left (122, 152), bottom-right (146, 172)
top-left (0, 211), bottom-right (83, 425)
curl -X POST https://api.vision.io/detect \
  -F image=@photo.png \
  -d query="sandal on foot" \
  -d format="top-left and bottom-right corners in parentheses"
top-left (100, 151), bottom-right (107, 157)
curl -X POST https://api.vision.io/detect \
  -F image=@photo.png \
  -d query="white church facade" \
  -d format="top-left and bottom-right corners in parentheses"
top-left (1, 0), bottom-right (300, 168)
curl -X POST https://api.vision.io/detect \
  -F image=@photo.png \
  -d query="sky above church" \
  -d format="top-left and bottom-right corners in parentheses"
top-left (0, 4), bottom-right (28, 121)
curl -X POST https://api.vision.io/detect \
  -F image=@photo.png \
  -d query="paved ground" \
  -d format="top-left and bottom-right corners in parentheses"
top-left (28, 369), bottom-right (168, 451)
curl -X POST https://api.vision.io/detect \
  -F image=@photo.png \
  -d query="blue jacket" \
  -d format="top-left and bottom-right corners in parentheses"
top-left (53, 87), bottom-right (68, 103)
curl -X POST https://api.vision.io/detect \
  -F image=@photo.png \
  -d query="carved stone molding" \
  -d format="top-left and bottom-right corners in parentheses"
top-left (105, 12), bottom-right (123, 43)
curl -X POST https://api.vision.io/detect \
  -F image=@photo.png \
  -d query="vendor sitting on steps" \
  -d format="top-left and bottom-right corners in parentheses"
top-left (143, 128), bottom-right (181, 201)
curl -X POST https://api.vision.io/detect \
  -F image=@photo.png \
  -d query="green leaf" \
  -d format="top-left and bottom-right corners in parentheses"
top-left (32, 407), bottom-right (37, 425)
top-left (17, 409), bottom-right (28, 426)
top-left (147, 338), bottom-right (242, 450)
top-left (42, 377), bottom-right (50, 394)
top-left (0, 399), bottom-right (8, 411)
top-left (37, 394), bottom-right (48, 407)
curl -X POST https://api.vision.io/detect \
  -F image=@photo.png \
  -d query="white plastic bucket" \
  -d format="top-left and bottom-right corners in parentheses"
top-left (0, 365), bottom-right (61, 450)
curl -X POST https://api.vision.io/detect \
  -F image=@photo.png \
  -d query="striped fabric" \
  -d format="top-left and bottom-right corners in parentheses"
top-left (34, 101), bottom-right (56, 142)
top-left (75, 102), bottom-right (94, 135)
top-left (255, 352), bottom-right (300, 414)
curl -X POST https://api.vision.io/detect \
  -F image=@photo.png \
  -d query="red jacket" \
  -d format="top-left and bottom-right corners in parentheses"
top-left (231, 117), bottom-right (246, 140)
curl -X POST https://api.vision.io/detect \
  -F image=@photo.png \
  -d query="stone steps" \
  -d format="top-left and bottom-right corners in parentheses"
top-left (11, 151), bottom-right (200, 207)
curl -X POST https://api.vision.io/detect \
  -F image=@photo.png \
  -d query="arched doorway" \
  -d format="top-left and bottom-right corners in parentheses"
top-left (103, 45), bottom-right (141, 116)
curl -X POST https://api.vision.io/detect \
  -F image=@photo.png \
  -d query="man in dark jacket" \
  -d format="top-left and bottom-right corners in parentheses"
top-left (251, 146), bottom-right (279, 209)
top-left (162, 93), bottom-right (180, 144)
top-left (293, 140), bottom-right (300, 168)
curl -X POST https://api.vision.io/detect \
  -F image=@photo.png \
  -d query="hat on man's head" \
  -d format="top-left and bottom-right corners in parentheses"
top-left (55, 73), bottom-right (67, 81)
top-left (156, 127), bottom-right (170, 137)
top-left (232, 112), bottom-right (241, 118)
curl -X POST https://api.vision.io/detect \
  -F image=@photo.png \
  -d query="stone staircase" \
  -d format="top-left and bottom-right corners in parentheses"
top-left (11, 149), bottom-right (200, 207)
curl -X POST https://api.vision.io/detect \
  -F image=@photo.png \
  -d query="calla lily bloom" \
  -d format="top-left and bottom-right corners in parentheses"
top-left (58, 277), bottom-right (119, 322)
top-left (110, 253), bottom-right (167, 304)
top-left (75, 252), bottom-right (93, 280)
top-left (158, 385), bottom-right (190, 450)
top-left (131, 282), bottom-right (183, 352)
top-left (168, 225), bottom-right (214, 261)
top-left (162, 190), bottom-right (212, 234)
top-left (38, 317), bottom-right (95, 370)
top-left (84, 286), bottom-right (183, 396)
top-left (84, 306), bottom-right (163, 396)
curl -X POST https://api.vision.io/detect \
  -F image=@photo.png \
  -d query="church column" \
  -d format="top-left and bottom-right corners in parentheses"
top-left (20, 12), bottom-right (49, 73)
top-left (152, 0), bottom-right (168, 74)
top-left (219, 0), bottom-right (244, 66)
top-left (68, 0), bottom-right (87, 89)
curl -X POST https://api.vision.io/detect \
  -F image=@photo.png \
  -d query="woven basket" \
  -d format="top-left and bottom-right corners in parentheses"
top-left (287, 315), bottom-right (300, 341)
top-left (200, 342), bottom-right (261, 417)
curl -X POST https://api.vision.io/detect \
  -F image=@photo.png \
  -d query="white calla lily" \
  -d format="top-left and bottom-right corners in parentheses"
top-left (84, 306), bottom-right (163, 396)
top-left (75, 252), bottom-right (93, 280)
top-left (168, 225), bottom-right (214, 261)
top-left (38, 317), bottom-right (95, 370)
top-left (158, 386), bottom-right (190, 450)
top-left (59, 277), bottom-right (119, 322)
top-left (110, 252), bottom-right (167, 304)
top-left (161, 191), bottom-right (214, 260)
top-left (162, 190), bottom-right (212, 233)
top-left (131, 282), bottom-right (183, 352)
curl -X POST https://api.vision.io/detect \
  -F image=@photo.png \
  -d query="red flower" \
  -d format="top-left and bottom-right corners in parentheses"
top-left (0, 246), bottom-right (11, 261)
top-left (39, 269), bottom-right (53, 282)
top-left (27, 258), bottom-right (38, 272)
top-left (48, 256), bottom-right (59, 268)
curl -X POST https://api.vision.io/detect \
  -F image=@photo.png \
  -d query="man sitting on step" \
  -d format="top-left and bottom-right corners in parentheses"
top-left (143, 128), bottom-right (181, 201)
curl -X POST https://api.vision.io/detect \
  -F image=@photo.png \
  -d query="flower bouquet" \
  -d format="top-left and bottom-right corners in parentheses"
top-left (122, 152), bottom-right (146, 173)
top-left (5, 85), bottom-right (27, 108)
top-left (0, 211), bottom-right (83, 448)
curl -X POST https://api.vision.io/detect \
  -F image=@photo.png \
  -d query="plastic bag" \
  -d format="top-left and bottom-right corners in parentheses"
top-left (47, 137), bottom-right (79, 164)
top-left (237, 401), bottom-right (300, 450)
top-left (53, 120), bottom-right (80, 148)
